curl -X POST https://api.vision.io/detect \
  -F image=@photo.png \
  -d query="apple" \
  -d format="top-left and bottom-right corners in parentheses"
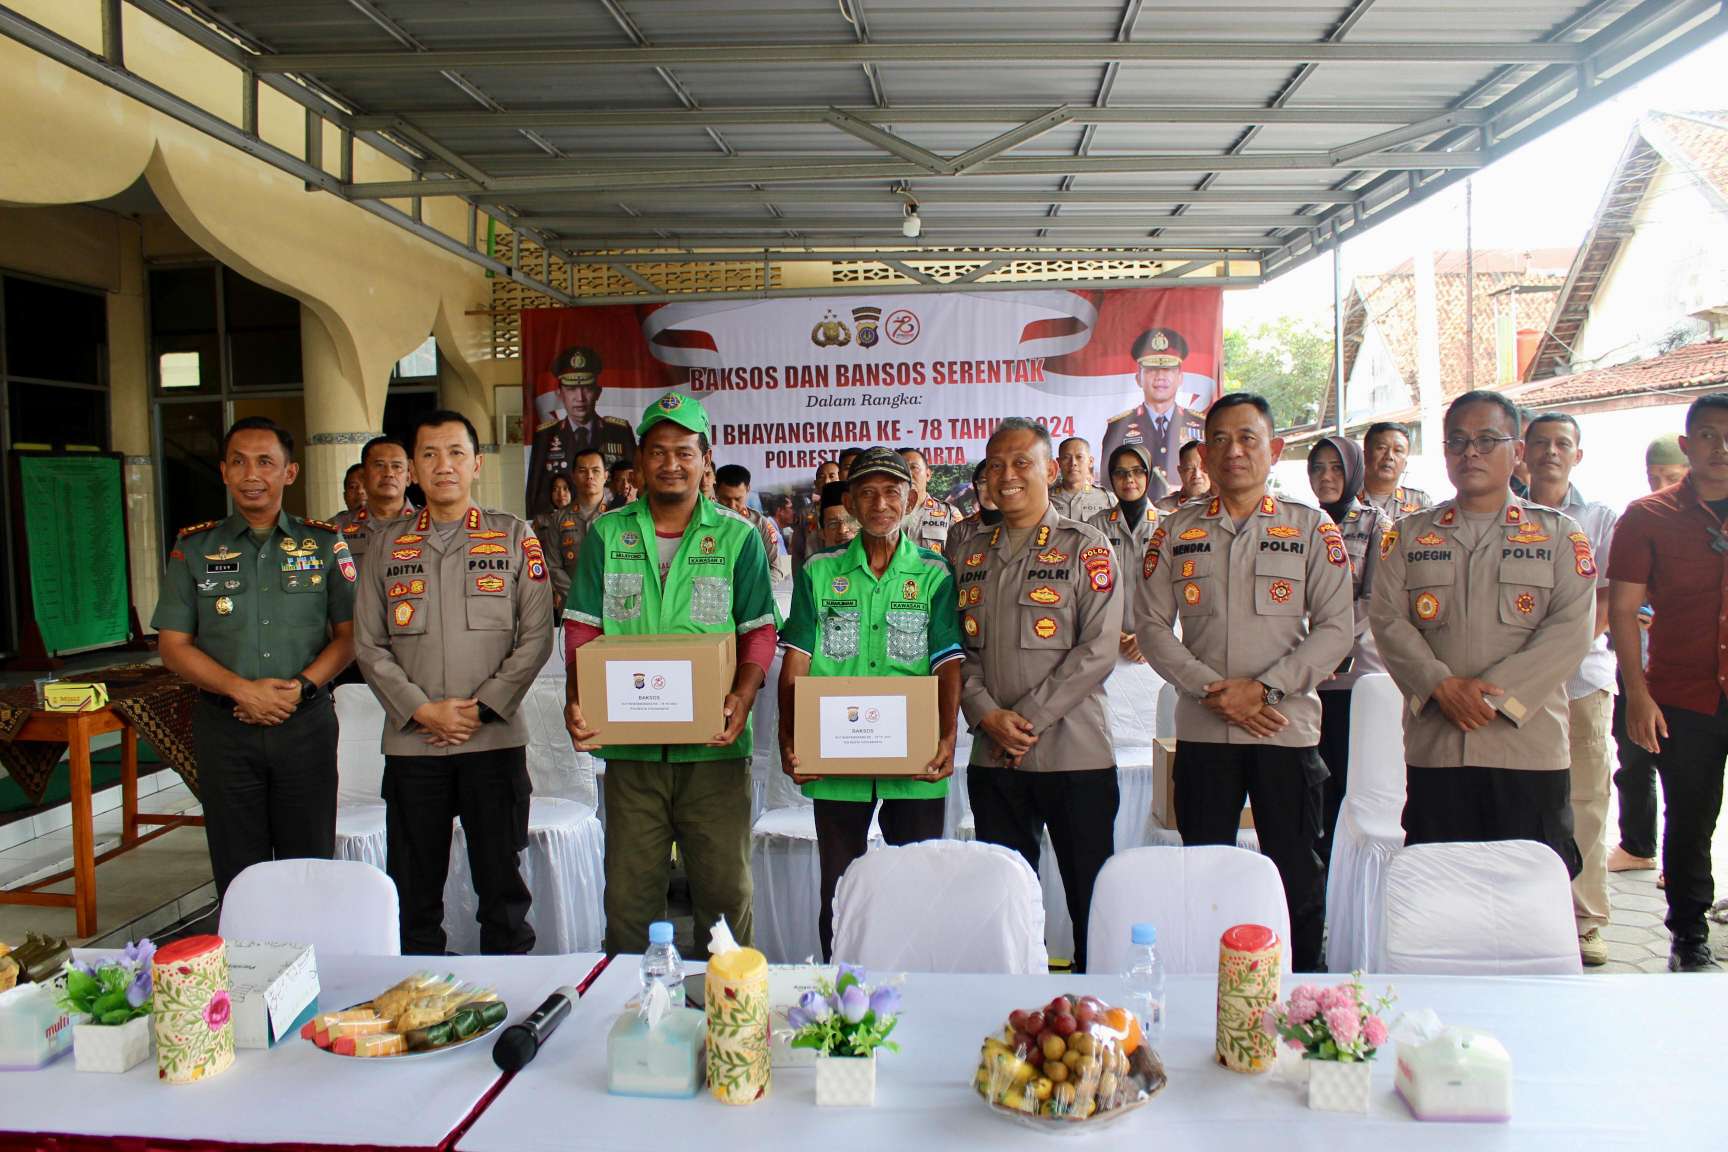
top-left (1046, 996), bottom-right (1073, 1016)
top-left (1074, 1001), bottom-right (1098, 1028)
top-left (1023, 1010), bottom-right (1046, 1036)
top-left (1012, 1031), bottom-right (1038, 1057)
top-left (1051, 1013), bottom-right (1079, 1037)
top-left (1008, 1010), bottom-right (1030, 1033)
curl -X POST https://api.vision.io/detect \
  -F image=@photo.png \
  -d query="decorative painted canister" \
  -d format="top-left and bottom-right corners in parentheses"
top-left (704, 946), bottom-right (770, 1105)
top-left (151, 935), bottom-right (235, 1084)
top-left (1215, 923), bottom-right (1282, 1074)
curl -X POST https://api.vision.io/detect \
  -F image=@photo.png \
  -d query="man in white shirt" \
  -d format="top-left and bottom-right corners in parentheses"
top-left (1524, 412), bottom-right (1618, 967)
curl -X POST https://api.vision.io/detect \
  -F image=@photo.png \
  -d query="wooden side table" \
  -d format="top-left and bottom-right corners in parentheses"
top-left (0, 706), bottom-right (202, 937)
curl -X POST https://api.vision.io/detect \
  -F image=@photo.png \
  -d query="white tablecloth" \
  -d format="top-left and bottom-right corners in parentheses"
top-left (461, 961), bottom-right (1717, 1152)
top-left (0, 952), bottom-right (603, 1149)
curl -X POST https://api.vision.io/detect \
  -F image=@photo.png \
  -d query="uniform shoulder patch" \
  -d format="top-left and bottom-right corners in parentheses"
top-left (603, 415), bottom-right (631, 426)
top-left (1107, 406), bottom-right (1137, 423)
top-left (302, 518), bottom-right (339, 534)
top-left (176, 520), bottom-right (219, 538)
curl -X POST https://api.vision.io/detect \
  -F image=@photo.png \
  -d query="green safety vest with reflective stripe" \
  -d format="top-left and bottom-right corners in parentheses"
top-left (782, 532), bottom-right (962, 801)
top-left (568, 496), bottom-right (777, 763)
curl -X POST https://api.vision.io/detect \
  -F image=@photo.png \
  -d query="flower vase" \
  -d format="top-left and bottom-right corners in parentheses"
top-left (73, 1016), bottom-right (153, 1074)
top-left (814, 1052), bottom-right (877, 1106)
top-left (1306, 1057), bottom-right (1372, 1113)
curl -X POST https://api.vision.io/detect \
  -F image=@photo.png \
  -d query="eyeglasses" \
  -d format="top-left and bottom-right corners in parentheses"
top-left (1110, 467), bottom-right (1148, 479)
top-left (1443, 433), bottom-right (1517, 456)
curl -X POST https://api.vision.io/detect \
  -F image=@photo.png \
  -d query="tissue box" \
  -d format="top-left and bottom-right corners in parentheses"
top-left (607, 1006), bottom-right (706, 1097)
top-left (0, 982), bottom-right (73, 1069)
top-left (226, 942), bottom-right (320, 1049)
top-left (43, 682), bottom-right (109, 712)
top-left (1394, 1029), bottom-right (1512, 1122)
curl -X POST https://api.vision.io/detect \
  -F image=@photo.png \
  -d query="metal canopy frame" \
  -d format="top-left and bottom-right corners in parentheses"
top-left (1, 0), bottom-right (1722, 305)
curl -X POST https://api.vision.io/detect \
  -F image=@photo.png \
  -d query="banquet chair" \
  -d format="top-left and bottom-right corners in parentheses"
top-left (444, 688), bottom-right (605, 954)
top-left (831, 840), bottom-right (1047, 974)
top-left (1154, 680), bottom-right (1177, 739)
top-left (1380, 840), bottom-right (1582, 975)
top-left (219, 858), bottom-right (400, 956)
top-left (1086, 845), bottom-right (1292, 976)
top-left (333, 684), bottom-right (389, 871)
top-left (750, 803), bottom-right (880, 964)
top-left (1323, 674), bottom-right (1407, 972)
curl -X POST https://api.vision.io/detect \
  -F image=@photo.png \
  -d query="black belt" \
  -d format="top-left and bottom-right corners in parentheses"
top-left (200, 686), bottom-right (326, 710)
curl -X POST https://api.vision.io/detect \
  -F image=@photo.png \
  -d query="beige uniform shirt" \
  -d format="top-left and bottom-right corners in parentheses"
top-left (902, 496), bottom-right (959, 555)
top-left (1361, 484), bottom-right (1431, 522)
top-left (946, 511), bottom-right (987, 563)
top-left (331, 502), bottom-right (416, 574)
top-left (1051, 485), bottom-right (1115, 523)
top-left (1326, 501), bottom-right (1394, 689)
top-left (1136, 494), bottom-right (1354, 747)
top-left (743, 506), bottom-right (792, 583)
top-left (1369, 496), bottom-right (1595, 772)
top-left (1086, 502), bottom-right (1159, 633)
top-left (957, 504), bottom-right (1124, 772)
top-left (355, 505), bottom-right (553, 756)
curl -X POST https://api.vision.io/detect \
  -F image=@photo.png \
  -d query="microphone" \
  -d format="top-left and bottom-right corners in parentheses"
top-left (492, 985), bottom-right (578, 1072)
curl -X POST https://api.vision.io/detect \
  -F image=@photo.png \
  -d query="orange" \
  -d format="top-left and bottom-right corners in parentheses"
top-left (1100, 1007), bottom-right (1142, 1056)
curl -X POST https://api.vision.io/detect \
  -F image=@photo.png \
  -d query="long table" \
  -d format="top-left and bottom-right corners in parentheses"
top-left (0, 952), bottom-right (603, 1150)
top-left (461, 963), bottom-right (1719, 1152)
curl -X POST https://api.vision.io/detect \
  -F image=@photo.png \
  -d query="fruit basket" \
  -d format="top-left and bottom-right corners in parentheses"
top-left (972, 993), bottom-right (1167, 1132)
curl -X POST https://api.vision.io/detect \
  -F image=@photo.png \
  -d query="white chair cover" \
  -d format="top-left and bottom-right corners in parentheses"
top-left (444, 798), bottom-right (606, 955)
top-left (1086, 845), bottom-right (1293, 977)
top-left (219, 858), bottom-right (400, 956)
top-left (1380, 840), bottom-right (1582, 975)
top-left (748, 805), bottom-right (878, 964)
top-left (749, 648), bottom-right (786, 823)
top-left (831, 841), bottom-right (1047, 974)
top-left (522, 679), bottom-right (598, 810)
top-left (1324, 674), bottom-right (1407, 972)
top-left (333, 685), bottom-right (389, 868)
top-left (1154, 681), bottom-right (1177, 739)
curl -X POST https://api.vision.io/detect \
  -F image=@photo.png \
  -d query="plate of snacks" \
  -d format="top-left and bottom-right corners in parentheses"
top-left (303, 972), bottom-right (509, 1059)
top-left (972, 993), bottom-right (1166, 1132)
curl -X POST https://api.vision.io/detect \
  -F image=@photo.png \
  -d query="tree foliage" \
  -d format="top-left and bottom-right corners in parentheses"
top-left (1222, 316), bottom-right (1335, 432)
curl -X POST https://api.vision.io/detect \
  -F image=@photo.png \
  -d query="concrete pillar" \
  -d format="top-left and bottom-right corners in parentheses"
top-left (1411, 245), bottom-right (1445, 452)
top-left (299, 303), bottom-right (375, 520)
top-left (107, 217), bottom-right (160, 630)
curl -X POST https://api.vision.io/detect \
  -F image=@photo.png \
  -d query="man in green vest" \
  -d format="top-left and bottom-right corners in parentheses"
top-left (778, 446), bottom-right (964, 960)
top-left (564, 392), bottom-right (778, 954)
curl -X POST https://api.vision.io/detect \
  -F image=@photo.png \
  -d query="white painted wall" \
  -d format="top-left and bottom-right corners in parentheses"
top-left (1573, 160), bottom-right (1728, 369)
top-left (1343, 320), bottom-right (1415, 426)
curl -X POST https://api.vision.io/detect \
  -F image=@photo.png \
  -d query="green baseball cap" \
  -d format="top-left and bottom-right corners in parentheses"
top-left (636, 391), bottom-right (710, 439)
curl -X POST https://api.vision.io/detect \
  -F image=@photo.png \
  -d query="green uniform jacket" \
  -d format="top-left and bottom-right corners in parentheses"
top-left (151, 511), bottom-right (355, 678)
top-left (567, 496), bottom-right (778, 762)
top-left (782, 533), bottom-right (963, 802)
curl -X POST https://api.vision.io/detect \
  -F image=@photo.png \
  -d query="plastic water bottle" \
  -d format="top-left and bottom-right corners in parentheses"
top-left (1122, 923), bottom-right (1166, 1048)
top-left (640, 921), bottom-right (686, 1008)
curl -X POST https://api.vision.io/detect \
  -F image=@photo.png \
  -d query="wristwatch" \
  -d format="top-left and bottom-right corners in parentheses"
top-left (1260, 682), bottom-right (1285, 707)
top-left (295, 675), bottom-right (317, 703)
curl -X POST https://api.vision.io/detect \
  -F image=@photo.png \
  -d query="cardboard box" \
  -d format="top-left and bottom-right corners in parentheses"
top-left (227, 941), bottom-right (321, 1049)
top-left (1152, 737), bottom-right (1254, 830)
top-left (793, 675), bottom-right (938, 776)
top-left (43, 682), bottom-right (108, 712)
top-left (576, 632), bottom-right (736, 745)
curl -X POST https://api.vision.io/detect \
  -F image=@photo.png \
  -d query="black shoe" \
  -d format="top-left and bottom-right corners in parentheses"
top-left (1668, 941), bottom-right (1722, 972)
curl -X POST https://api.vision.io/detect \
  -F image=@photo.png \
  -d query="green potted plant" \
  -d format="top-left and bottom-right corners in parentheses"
top-left (57, 939), bottom-right (155, 1073)
top-left (786, 964), bottom-right (900, 1107)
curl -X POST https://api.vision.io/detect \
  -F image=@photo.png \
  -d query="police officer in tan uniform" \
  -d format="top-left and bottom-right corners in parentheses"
top-left (1136, 394), bottom-right (1354, 972)
top-left (1051, 437), bottom-right (1118, 521)
top-left (356, 409), bottom-right (553, 955)
top-left (1370, 391), bottom-right (1595, 874)
top-left (332, 436), bottom-right (417, 575)
top-left (1154, 439), bottom-right (1212, 515)
top-left (899, 447), bottom-right (958, 554)
top-left (1360, 421), bottom-right (1433, 520)
top-left (958, 416), bottom-right (1123, 972)
top-left (1089, 443), bottom-right (1160, 664)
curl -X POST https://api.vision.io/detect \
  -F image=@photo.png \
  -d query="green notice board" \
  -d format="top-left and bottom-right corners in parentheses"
top-left (18, 453), bottom-right (130, 653)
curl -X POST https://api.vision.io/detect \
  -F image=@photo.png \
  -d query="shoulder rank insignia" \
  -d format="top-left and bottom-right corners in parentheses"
top-left (177, 520), bottom-right (220, 538)
top-left (304, 519), bottom-right (338, 533)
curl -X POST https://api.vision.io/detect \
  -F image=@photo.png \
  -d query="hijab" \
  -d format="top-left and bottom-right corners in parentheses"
top-left (1313, 434), bottom-right (1365, 524)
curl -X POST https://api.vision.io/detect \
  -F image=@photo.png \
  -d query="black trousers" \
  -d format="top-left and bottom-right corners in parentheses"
top-left (1175, 742), bottom-right (1328, 973)
top-left (384, 746), bottom-right (534, 956)
top-left (1610, 672), bottom-right (1660, 859)
top-left (813, 794), bottom-right (946, 962)
top-left (193, 694), bottom-right (337, 900)
top-left (969, 765), bottom-right (1118, 974)
top-left (1403, 765), bottom-right (1582, 880)
top-left (1650, 699), bottom-right (1728, 946)
top-left (1316, 689), bottom-right (1353, 854)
